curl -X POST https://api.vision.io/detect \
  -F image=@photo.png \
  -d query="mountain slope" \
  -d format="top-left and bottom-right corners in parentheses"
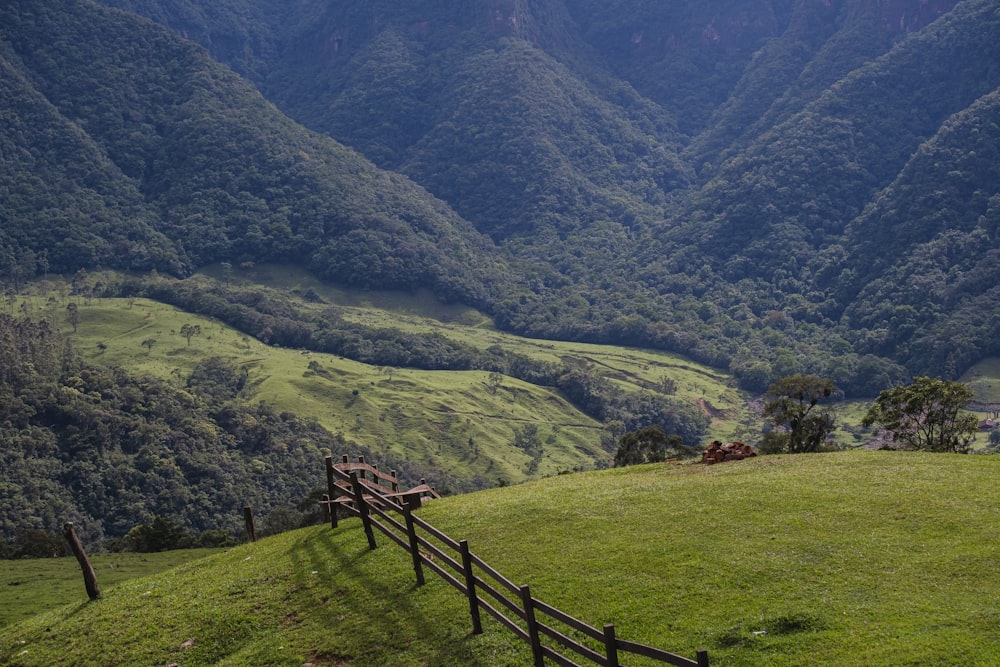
top-left (649, 0), bottom-right (1000, 379)
top-left (0, 0), bottom-right (509, 306)
top-left (841, 87), bottom-right (1000, 375)
top-left (0, 43), bottom-right (180, 276)
top-left (3, 0), bottom-right (1000, 395)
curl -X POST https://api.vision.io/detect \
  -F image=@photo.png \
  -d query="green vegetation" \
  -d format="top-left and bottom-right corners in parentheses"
top-left (11, 266), bottom-right (998, 538)
top-left (2, 270), bottom-right (740, 549)
top-left (0, 0), bottom-right (506, 304)
top-left (4, 451), bottom-right (1000, 666)
top-left (613, 425), bottom-right (688, 467)
top-left (2, 0), bottom-right (999, 398)
top-left (863, 377), bottom-right (980, 453)
top-left (0, 549), bottom-right (224, 629)
top-left (762, 375), bottom-right (837, 454)
top-left (67, 266), bottom-right (732, 452)
top-left (8, 270), bottom-right (997, 555)
top-left (0, 308), bottom-right (347, 547)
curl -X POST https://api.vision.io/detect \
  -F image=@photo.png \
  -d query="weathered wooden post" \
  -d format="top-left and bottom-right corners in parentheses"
top-left (697, 649), bottom-right (711, 667)
top-left (403, 502), bottom-right (424, 586)
top-left (519, 584), bottom-right (544, 667)
top-left (243, 505), bottom-right (256, 542)
top-left (603, 624), bottom-right (619, 667)
top-left (390, 470), bottom-right (399, 494)
top-left (325, 455), bottom-right (338, 528)
top-left (460, 540), bottom-right (483, 634)
top-left (321, 494), bottom-right (331, 523)
top-left (404, 491), bottom-right (422, 510)
top-left (63, 522), bottom-right (100, 600)
top-left (350, 472), bottom-right (377, 550)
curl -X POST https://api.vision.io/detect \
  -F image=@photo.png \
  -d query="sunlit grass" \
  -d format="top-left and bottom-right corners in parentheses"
top-left (23, 268), bottom-right (759, 489)
top-left (4, 451), bottom-right (1000, 666)
top-left (0, 549), bottom-right (224, 628)
top-left (420, 450), bottom-right (1000, 666)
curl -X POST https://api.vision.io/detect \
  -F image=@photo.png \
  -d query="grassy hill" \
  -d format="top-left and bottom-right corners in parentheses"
top-left (3, 450), bottom-right (999, 666)
top-left (28, 265), bottom-right (1000, 481)
top-left (0, 549), bottom-right (221, 629)
top-left (37, 266), bottom-right (751, 490)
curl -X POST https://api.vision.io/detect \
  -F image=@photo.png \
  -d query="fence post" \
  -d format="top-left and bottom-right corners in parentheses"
top-left (243, 505), bottom-right (256, 542)
top-left (405, 492), bottom-right (422, 510)
top-left (403, 502), bottom-right (425, 586)
top-left (391, 470), bottom-right (399, 493)
top-left (697, 649), bottom-right (711, 667)
top-left (325, 455), bottom-right (338, 528)
top-left (350, 472), bottom-right (377, 550)
top-left (357, 455), bottom-right (366, 480)
top-left (63, 522), bottom-right (101, 601)
top-left (460, 540), bottom-right (483, 634)
top-left (321, 494), bottom-right (331, 524)
top-left (603, 624), bottom-right (619, 667)
top-left (519, 585), bottom-right (544, 667)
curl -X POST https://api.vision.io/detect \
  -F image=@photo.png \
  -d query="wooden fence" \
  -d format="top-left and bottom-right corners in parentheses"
top-left (321, 455), bottom-right (710, 667)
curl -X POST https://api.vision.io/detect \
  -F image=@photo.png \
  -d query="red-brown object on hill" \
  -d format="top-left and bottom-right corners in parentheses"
top-left (701, 440), bottom-right (757, 464)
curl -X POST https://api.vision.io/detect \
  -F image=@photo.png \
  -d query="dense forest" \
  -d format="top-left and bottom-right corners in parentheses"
top-left (2, 0), bottom-right (999, 397)
top-left (2, 0), bottom-right (999, 549)
top-left (0, 311), bottom-right (462, 550)
top-left (0, 0), bottom-right (995, 399)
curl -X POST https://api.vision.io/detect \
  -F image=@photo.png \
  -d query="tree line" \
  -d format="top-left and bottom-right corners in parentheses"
top-left (614, 373), bottom-right (990, 466)
top-left (0, 312), bottom-right (443, 557)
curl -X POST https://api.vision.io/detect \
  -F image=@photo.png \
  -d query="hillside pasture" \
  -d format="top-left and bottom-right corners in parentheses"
top-left (28, 269), bottom-right (759, 488)
top-left (2, 451), bottom-right (999, 666)
top-left (54, 293), bottom-right (608, 487)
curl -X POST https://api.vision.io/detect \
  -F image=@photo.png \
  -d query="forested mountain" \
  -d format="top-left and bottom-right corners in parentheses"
top-left (3, 0), bottom-right (1000, 396)
top-left (0, 314), bottom-right (316, 546)
top-left (0, 0), bottom-right (507, 307)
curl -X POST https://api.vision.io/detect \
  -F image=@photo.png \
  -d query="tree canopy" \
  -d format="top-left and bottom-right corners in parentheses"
top-left (2, 0), bottom-right (999, 396)
top-left (613, 425), bottom-right (686, 467)
top-left (762, 374), bottom-right (837, 454)
top-left (862, 377), bottom-right (978, 453)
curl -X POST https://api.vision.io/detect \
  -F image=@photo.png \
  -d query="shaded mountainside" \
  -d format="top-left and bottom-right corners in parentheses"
top-left (0, 0), bottom-right (509, 308)
top-left (2, 0), bottom-right (1000, 395)
top-left (0, 312), bottom-right (455, 546)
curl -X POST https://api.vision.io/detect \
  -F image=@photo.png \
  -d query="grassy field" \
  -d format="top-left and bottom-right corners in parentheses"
top-left (22, 268), bottom-right (756, 489)
top-left (0, 549), bottom-right (224, 628)
top-left (3, 450), bottom-right (1000, 666)
top-left (19, 266), bottom-right (1000, 486)
top-left (37, 293), bottom-right (605, 486)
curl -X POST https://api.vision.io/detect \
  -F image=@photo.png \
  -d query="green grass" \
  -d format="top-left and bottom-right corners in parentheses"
top-left (39, 294), bottom-right (607, 486)
top-left (418, 451), bottom-right (1000, 666)
top-left (26, 267), bottom-right (999, 484)
top-left (4, 451), bottom-right (1000, 666)
top-left (0, 549), bottom-right (224, 628)
top-left (23, 268), bottom-right (756, 488)
top-left (201, 263), bottom-right (751, 440)
top-left (0, 525), bottom-right (530, 667)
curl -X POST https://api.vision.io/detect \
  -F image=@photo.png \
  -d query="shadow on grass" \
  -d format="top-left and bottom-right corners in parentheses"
top-left (286, 523), bottom-right (522, 666)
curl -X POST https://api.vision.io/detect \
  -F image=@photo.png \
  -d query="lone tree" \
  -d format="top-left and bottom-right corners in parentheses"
top-left (65, 302), bottom-right (79, 332)
top-left (762, 374), bottom-right (837, 453)
top-left (180, 323), bottom-right (201, 346)
top-left (614, 425), bottom-right (685, 466)
top-left (862, 377), bottom-right (977, 453)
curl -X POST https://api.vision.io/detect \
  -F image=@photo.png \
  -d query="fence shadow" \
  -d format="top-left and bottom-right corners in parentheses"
top-left (319, 455), bottom-right (710, 667)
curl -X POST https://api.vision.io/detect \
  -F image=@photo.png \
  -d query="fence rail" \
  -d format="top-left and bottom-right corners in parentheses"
top-left (321, 455), bottom-right (709, 667)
